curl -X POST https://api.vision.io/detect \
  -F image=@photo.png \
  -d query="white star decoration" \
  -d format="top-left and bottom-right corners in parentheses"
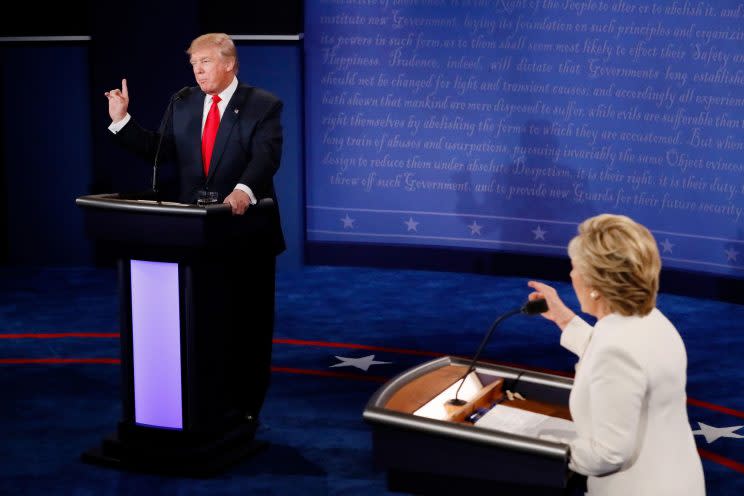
top-left (404, 217), bottom-right (419, 232)
top-left (331, 355), bottom-right (391, 372)
top-left (340, 214), bottom-right (355, 229)
top-left (692, 422), bottom-right (744, 444)
top-left (532, 225), bottom-right (547, 240)
top-left (660, 238), bottom-right (674, 254)
top-left (468, 220), bottom-right (482, 236)
top-left (725, 247), bottom-right (739, 262)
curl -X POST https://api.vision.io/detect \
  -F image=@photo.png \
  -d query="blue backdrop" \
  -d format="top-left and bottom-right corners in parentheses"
top-left (304, 1), bottom-right (744, 278)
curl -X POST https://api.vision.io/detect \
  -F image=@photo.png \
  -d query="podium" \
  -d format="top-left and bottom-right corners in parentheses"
top-left (75, 193), bottom-right (269, 475)
top-left (363, 356), bottom-right (582, 495)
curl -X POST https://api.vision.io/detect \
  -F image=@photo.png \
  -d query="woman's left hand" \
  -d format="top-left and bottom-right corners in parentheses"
top-left (527, 280), bottom-right (576, 330)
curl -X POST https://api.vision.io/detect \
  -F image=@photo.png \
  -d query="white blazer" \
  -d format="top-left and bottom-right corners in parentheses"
top-left (561, 309), bottom-right (705, 496)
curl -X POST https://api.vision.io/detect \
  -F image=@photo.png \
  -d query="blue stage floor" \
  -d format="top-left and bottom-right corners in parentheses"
top-left (1, 266), bottom-right (742, 494)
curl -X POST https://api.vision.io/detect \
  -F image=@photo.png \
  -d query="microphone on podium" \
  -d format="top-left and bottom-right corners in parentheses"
top-left (446, 298), bottom-right (549, 407)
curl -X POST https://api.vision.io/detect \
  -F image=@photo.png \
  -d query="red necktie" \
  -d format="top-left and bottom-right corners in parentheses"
top-left (201, 94), bottom-right (222, 175)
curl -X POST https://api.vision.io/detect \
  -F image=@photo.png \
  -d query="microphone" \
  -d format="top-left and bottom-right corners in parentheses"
top-left (521, 298), bottom-right (549, 315)
top-left (447, 298), bottom-right (548, 407)
top-left (152, 86), bottom-right (190, 196)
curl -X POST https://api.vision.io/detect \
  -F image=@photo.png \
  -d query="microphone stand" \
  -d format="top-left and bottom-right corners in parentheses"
top-left (152, 87), bottom-right (189, 199)
top-left (447, 299), bottom-right (548, 406)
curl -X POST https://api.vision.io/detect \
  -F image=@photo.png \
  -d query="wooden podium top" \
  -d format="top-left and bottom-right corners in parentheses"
top-left (384, 364), bottom-right (468, 414)
top-left (383, 363), bottom-right (571, 424)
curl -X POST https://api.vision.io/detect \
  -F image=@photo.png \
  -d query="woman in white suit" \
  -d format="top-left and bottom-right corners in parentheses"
top-left (528, 214), bottom-right (705, 496)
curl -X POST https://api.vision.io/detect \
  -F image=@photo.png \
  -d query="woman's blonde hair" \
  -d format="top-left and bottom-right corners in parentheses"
top-left (187, 33), bottom-right (239, 74)
top-left (568, 214), bottom-right (660, 316)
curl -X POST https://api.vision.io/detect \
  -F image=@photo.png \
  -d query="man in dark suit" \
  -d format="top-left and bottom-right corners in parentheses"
top-left (104, 33), bottom-right (285, 425)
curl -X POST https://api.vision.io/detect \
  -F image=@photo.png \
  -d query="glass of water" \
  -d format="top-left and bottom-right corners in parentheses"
top-left (196, 190), bottom-right (219, 207)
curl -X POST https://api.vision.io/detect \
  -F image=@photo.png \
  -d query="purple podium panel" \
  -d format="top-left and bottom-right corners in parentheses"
top-left (130, 259), bottom-right (183, 429)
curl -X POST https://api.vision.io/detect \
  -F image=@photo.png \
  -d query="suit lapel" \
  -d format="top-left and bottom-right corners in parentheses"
top-left (181, 95), bottom-right (203, 179)
top-left (206, 85), bottom-right (251, 182)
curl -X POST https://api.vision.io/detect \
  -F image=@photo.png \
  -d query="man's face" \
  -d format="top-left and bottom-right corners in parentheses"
top-left (190, 46), bottom-right (234, 95)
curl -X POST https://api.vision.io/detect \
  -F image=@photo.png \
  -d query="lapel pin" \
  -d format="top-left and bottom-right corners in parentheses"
top-left (234, 108), bottom-right (240, 115)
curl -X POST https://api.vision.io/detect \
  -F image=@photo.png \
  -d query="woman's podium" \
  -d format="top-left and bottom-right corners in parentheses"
top-left (75, 192), bottom-right (271, 476)
top-left (364, 356), bottom-right (583, 495)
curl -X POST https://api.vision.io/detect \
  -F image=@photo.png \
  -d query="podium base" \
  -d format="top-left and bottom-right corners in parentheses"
top-left (387, 469), bottom-right (586, 496)
top-left (81, 419), bottom-right (265, 477)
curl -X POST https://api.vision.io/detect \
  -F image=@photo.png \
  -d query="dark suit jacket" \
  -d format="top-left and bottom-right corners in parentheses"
top-left (113, 82), bottom-right (286, 255)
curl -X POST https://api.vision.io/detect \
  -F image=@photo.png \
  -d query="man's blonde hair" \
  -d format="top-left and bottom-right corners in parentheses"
top-left (187, 33), bottom-right (239, 73)
top-left (568, 214), bottom-right (661, 316)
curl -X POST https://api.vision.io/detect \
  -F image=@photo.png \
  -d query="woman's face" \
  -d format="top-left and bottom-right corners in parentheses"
top-left (570, 261), bottom-right (593, 316)
top-left (571, 260), bottom-right (610, 318)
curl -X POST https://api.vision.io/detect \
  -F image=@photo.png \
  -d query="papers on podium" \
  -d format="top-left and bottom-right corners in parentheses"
top-left (475, 404), bottom-right (577, 442)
